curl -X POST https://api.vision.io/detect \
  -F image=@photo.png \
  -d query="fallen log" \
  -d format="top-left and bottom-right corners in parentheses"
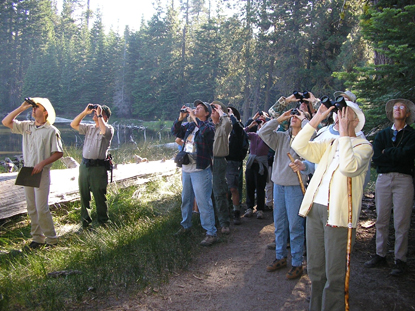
top-left (0, 160), bottom-right (177, 220)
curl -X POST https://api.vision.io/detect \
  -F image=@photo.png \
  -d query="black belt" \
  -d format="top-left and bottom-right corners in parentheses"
top-left (82, 158), bottom-right (106, 167)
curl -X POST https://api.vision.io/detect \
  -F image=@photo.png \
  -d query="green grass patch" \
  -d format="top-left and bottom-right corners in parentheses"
top-left (0, 167), bottom-right (205, 310)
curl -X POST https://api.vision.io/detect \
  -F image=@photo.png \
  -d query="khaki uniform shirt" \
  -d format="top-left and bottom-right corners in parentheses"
top-left (11, 121), bottom-right (63, 169)
top-left (79, 123), bottom-right (114, 159)
top-left (213, 115), bottom-right (231, 157)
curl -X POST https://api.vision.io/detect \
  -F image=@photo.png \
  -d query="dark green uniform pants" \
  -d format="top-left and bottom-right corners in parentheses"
top-left (79, 163), bottom-right (109, 226)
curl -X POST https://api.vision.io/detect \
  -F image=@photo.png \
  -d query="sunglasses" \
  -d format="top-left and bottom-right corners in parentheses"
top-left (393, 105), bottom-right (406, 110)
top-left (391, 130), bottom-right (398, 142)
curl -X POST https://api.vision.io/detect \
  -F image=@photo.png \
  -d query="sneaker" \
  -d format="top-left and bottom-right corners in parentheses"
top-left (266, 257), bottom-right (287, 272)
top-left (286, 266), bottom-right (303, 279)
top-left (364, 254), bottom-right (388, 268)
top-left (267, 242), bottom-right (276, 250)
top-left (243, 208), bottom-right (254, 218)
top-left (200, 235), bottom-right (217, 246)
top-left (390, 259), bottom-right (406, 277)
top-left (221, 227), bottom-right (230, 235)
top-left (256, 210), bottom-right (264, 219)
top-left (233, 210), bottom-right (241, 225)
top-left (174, 227), bottom-right (191, 236)
top-left (23, 241), bottom-right (45, 252)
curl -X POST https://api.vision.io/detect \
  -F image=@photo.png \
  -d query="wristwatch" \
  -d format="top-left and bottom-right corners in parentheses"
top-left (97, 114), bottom-right (103, 118)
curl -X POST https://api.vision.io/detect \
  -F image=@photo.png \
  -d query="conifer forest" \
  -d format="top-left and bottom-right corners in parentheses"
top-left (1, 0), bottom-right (414, 130)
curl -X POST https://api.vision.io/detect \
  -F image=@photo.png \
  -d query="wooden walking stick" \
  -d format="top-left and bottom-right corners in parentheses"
top-left (287, 153), bottom-right (306, 195)
top-left (345, 177), bottom-right (352, 311)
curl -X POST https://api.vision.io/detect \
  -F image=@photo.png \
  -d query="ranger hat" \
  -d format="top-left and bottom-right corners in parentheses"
top-left (31, 97), bottom-right (56, 125)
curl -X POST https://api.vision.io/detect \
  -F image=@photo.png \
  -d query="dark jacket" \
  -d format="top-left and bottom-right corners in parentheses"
top-left (227, 115), bottom-right (246, 162)
top-left (372, 125), bottom-right (415, 176)
top-left (172, 118), bottom-right (214, 170)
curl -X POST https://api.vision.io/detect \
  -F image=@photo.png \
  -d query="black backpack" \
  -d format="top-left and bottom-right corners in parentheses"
top-left (239, 130), bottom-right (249, 161)
top-left (230, 122), bottom-right (249, 161)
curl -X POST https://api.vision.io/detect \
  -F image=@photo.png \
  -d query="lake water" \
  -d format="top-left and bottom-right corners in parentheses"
top-left (0, 120), bottom-right (172, 159)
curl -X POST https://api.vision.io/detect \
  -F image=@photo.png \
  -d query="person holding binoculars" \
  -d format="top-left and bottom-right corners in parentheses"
top-left (2, 97), bottom-right (63, 250)
top-left (70, 103), bottom-right (114, 230)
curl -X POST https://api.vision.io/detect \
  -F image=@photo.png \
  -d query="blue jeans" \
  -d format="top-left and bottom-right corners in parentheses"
top-left (181, 167), bottom-right (217, 236)
top-left (273, 184), bottom-right (305, 267)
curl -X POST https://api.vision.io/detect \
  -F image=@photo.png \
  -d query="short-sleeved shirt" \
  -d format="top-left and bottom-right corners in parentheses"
top-left (79, 123), bottom-right (114, 160)
top-left (12, 121), bottom-right (63, 169)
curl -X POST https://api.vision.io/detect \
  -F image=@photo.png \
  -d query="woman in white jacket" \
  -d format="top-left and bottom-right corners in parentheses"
top-left (291, 102), bottom-right (373, 311)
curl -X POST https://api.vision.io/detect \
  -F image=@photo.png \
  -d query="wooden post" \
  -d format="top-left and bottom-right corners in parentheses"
top-left (345, 177), bottom-right (352, 311)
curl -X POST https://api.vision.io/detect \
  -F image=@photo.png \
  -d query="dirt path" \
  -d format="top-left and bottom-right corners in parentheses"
top-left (88, 195), bottom-right (415, 311)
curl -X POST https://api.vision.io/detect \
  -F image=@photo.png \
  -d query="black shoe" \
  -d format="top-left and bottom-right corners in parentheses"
top-left (390, 259), bottom-right (406, 277)
top-left (233, 210), bottom-right (241, 225)
top-left (364, 254), bottom-right (388, 268)
top-left (23, 241), bottom-right (45, 252)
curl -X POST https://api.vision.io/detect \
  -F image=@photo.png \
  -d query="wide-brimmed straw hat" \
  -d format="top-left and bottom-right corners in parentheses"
top-left (31, 97), bottom-right (56, 125)
top-left (385, 98), bottom-right (415, 124)
top-left (339, 101), bottom-right (365, 133)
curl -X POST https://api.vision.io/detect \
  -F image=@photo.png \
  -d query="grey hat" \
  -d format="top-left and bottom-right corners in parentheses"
top-left (385, 98), bottom-right (415, 124)
top-left (333, 90), bottom-right (357, 103)
top-left (194, 99), bottom-right (212, 117)
top-left (211, 100), bottom-right (227, 112)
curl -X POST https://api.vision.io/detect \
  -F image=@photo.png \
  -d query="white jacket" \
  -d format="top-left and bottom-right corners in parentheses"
top-left (291, 124), bottom-right (373, 228)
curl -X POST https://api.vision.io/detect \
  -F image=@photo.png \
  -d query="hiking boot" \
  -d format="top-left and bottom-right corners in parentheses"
top-left (364, 254), bottom-right (388, 268)
top-left (233, 210), bottom-right (241, 225)
top-left (256, 210), bottom-right (264, 219)
top-left (244, 208), bottom-right (254, 218)
top-left (174, 227), bottom-right (191, 236)
top-left (286, 266), bottom-right (303, 279)
top-left (200, 235), bottom-right (217, 246)
top-left (390, 259), bottom-right (406, 277)
top-left (266, 257), bottom-right (287, 272)
top-left (221, 227), bottom-right (230, 235)
top-left (23, 241), bottom-right (45, 252)
top-left (267, 242), bottom-right (276, 250)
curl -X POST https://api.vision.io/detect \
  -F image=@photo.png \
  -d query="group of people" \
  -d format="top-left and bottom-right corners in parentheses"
top-left (171, 91), bottom-right (415, 311)
top-left (2, 91), bottom-right (414, 310)
top-left (2, 99), bottom-right (114, 250)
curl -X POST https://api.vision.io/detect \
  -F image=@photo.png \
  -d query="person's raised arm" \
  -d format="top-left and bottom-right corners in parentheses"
top-left (2, 101), bottom-right (31, 129)
top-left (70, 104), bottom-right (93, 131)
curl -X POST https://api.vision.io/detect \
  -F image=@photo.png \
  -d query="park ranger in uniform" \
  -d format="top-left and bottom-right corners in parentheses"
top-left (71, 104), bottom-right (114, 229)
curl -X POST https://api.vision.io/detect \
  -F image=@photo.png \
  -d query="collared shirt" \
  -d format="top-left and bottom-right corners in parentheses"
top-left (79, 123), bottom-right (114, 160)
top-left (11, 120), bottom-right (63, 168)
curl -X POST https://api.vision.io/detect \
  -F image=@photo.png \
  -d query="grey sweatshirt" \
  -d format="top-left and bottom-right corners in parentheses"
top-left (258, 119), bottom-right (309, 186)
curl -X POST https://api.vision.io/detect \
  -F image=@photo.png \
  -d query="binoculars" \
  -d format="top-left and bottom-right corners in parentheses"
top-left (293, 91), bottom-right (310, 103)
top-left (321, 96), bottom-right (347, 113)
top-left (88, 104), bottom-right (99, 110)
top-left (24, 98), bottom-right (38, 108)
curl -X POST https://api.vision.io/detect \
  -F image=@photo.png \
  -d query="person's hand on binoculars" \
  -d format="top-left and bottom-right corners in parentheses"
top-left (286, 94), bottom-right (300, 103)
top-left (179, 105), bottom-right (190, 121)
top-left (277, 109), bottom-right (293, 123)
top-left (292, 109), bottom-right (306, 121)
